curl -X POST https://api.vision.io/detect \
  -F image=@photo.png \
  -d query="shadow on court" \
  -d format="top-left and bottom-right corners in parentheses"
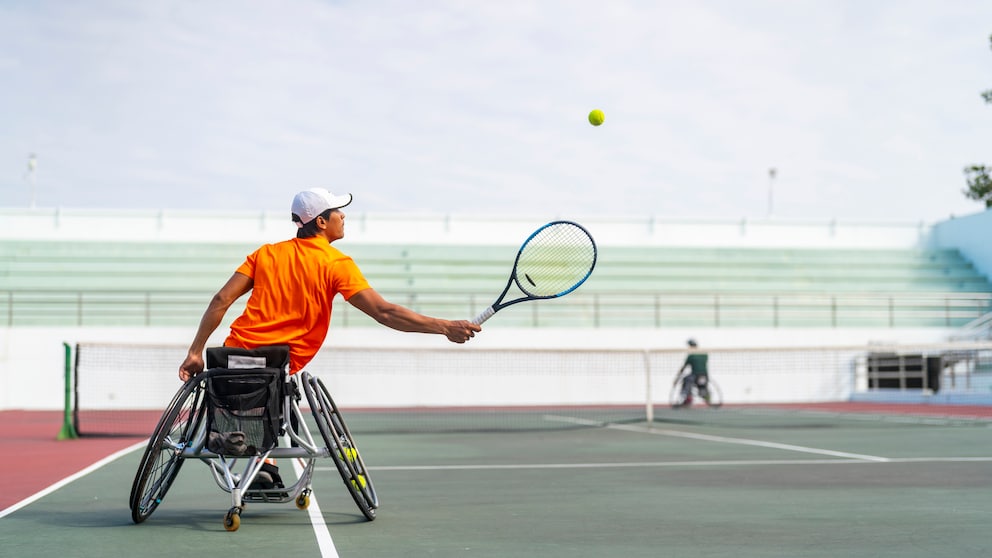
top-left (2, 406), bottom-right (991, 558)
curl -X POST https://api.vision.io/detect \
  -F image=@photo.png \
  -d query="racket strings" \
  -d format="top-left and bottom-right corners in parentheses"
top-left (516, 223), bottom-right (596, 297)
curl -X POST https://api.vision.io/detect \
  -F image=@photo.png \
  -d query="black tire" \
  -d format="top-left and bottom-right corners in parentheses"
top-left (669, 381), bottom-right (690, 408)
top-left (703, 378), bottom-right (723, 408)
top-left (302, 372), bottom-right (378, 521)
top-left (129, 378), bottom-right (206, 524)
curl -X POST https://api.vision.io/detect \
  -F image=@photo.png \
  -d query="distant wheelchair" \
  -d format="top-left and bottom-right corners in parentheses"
top-left (129, 345), bottom-right (378, 531)
top-left (670, 373), bottom-right (723, 409)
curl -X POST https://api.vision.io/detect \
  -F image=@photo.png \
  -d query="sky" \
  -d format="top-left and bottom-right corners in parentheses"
top-left (1, 0), bottom-right (990, 223)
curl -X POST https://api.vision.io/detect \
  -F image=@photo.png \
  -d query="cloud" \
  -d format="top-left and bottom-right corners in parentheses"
top-left (0, 0), bottom-right (990, 223)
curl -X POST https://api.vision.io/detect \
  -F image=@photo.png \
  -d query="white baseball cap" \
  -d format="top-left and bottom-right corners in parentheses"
top-left (291, 188), bottom-right (353, 226)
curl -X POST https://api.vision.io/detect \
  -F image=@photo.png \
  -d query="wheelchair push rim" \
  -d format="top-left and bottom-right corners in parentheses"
top-left (129, 377), bottom-right (207, 523)
top-left (303, 372), bottom-right (379, 520)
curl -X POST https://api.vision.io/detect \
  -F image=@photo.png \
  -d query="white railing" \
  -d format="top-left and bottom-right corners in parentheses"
top-left (0, 207), bottom-right (933, 248)
top-left (951, 311), bottom-right (992, 340)
top-left (3, 289), bottom-right (991, 329)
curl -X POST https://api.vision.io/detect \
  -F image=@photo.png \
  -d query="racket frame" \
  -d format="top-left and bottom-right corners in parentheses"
top-left (470, 220), bottom-right (597, 325)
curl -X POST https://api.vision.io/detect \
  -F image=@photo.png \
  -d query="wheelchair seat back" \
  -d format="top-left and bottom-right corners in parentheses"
top-left (204, 346), bottom-right (290, 455)
top-left (206, 345), bottom-right (290, 371)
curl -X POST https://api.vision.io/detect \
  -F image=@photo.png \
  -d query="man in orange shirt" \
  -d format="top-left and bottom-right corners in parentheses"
top-left (179, 188), bottom-right (481, 381)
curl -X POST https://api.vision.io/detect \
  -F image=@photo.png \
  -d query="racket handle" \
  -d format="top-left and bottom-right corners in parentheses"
top-left (470, 306), bottom-right (495, 326)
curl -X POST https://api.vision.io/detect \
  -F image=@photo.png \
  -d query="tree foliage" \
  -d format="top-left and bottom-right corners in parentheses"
top-left (963, 33), bottom-right (992, 208)
top-left (963, 165), bottom-right (992, 208)
top-left (984, 33), bottom-right (992, 104)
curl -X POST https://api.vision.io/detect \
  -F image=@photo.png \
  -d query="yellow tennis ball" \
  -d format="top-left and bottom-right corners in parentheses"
top-left (588, 109), bottom-right (605, 126)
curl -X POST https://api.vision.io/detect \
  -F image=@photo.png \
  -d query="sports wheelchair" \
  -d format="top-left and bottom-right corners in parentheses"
top-left (129, 346), bottom-right (378, 531)
top-left (669, 373), bottom-right (723, 409)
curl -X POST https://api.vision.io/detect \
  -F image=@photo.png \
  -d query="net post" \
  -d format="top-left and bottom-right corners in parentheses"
top-left (643, 349), bottom-right (654, 426)
top-left (57, 342), bottom-right (79, 440)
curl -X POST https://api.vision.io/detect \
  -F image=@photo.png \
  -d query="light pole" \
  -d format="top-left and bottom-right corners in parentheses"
top-left (767, 167), bottom-right (777, 218)
top-left (27, 153), bottom-right (37, 208)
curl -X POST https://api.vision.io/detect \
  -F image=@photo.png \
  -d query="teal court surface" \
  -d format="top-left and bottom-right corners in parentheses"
top-left (2, 404), bottom-right (991, 558)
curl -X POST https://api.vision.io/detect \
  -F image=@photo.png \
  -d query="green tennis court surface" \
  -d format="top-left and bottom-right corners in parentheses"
top-left (3, 406), bottom-right (990, 558)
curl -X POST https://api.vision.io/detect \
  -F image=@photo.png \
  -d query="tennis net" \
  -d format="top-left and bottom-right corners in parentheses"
top-left (65, 340), bottom-right (992, 436)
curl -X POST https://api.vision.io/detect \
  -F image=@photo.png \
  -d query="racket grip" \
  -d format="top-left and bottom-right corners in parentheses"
top-left (470, 306), bottom-right (495, 326)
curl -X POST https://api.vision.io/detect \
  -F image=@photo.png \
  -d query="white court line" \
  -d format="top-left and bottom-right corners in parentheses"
top-left (334, 459), bottom-right (868, 472)
top-left (733, 408), bottom-right (992, 426)
top-left (315, 455), bottom-right (992, 474)
top-left (885, 456), bottom-right (992, 463)
top-left (1, 443), bottom-right (337, 558)
top-left (290, 458), bottom-right (339, 558)
top-left (0, 440), bottom-right (146, 520)
top-left (545, 415), bottom-right (892, 462)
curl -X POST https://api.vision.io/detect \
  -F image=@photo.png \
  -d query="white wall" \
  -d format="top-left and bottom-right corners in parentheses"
top-left (0, 324), bottom-right (958, 411)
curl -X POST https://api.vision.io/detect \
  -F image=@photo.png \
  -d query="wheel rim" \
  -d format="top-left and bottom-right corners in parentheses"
top-left (130, 380), bottom-right (205, 522)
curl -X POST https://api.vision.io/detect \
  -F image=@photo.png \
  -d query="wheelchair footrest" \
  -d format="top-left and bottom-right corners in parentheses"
top-left (243, 490), bottom-right (292, 503)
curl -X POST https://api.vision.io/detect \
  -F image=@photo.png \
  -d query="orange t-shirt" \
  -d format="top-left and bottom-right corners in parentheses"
top-left (224, 236), bottom-right (371, 373)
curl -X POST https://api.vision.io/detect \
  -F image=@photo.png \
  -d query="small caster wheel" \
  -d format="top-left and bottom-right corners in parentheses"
top-left (223, 508), bottom-right (241, 531)
top-left (295, 493), bottom-right (310, 510)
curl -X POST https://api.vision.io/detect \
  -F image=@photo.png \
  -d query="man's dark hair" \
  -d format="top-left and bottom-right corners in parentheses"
top-left (293, 208), bottom-right (333, 239)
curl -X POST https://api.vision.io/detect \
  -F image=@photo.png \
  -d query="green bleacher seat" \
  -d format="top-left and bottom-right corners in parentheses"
top-left (1, 240), bottom-right (990, 328)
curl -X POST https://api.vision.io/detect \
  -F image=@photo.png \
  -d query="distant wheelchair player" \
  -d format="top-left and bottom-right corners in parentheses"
top-left (671, 339), bottom-right (720, 408)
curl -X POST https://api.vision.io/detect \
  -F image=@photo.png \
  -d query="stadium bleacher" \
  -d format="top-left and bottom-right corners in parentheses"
top-left (1, 239), bottom-right (990, 328)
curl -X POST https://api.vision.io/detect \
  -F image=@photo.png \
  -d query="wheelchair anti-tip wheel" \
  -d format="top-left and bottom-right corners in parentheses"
top-left (302, 372), bottom-right (379, 521)
top-left (130, 378), bottom-right (207, 524)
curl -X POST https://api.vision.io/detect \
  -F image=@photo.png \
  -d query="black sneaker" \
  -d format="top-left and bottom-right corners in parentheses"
top-left (249, 462), bottom-right (285, 490)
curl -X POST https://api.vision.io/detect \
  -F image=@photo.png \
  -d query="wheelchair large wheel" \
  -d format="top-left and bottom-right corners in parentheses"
top-left (669, 383), bottom-right (689, 408)
top-left (703, 378), bottom-right (723, 408)
top-left (129, 378), bottom-right (206, 524)
top-left (302, 372), bottom-right (378, 521)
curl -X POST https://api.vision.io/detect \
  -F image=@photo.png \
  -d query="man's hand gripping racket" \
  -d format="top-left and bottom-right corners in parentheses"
top-left (471, 220), bottom-right (597, 325)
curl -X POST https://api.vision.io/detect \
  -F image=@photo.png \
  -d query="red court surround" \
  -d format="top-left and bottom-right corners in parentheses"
top-left (2, 403), bottom-right (990, 513)
top-left (0, 411), bottom-right (148, 511)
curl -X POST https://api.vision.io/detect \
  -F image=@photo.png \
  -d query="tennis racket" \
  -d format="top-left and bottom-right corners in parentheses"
top-left (471, 220), bottom-right (597, 325)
